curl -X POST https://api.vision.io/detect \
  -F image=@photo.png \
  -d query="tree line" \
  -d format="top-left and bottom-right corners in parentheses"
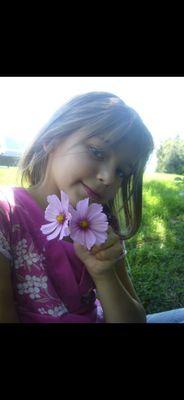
top-left (0, 155), bottom-right (20, 167)
top-left (156, 135), bottom-right (184, 175)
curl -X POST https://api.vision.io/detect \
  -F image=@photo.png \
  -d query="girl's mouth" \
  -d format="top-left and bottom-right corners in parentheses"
top-left (81, 182), bottom-right (101, 200)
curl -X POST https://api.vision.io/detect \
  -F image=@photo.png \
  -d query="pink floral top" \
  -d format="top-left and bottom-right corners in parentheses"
top-left (0, 186), bottom-right (105, 323)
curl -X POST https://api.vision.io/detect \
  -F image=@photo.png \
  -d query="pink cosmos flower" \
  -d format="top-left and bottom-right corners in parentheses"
top-left (68, 198), bottom-right (109, 250)
top-left (40, 191), bottom-right (72, 240)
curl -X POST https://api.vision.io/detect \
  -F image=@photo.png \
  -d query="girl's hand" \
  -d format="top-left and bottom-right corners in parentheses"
top-left (73, 226), bottom-right (124, 282)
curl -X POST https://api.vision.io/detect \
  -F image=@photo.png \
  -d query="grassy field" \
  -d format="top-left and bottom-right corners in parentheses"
top-left (0, 166), bottom-right (22, 186)
top-left (127, 172), bottom-right (184, 314)
top-left (0, 167), bottom-right (183, 314)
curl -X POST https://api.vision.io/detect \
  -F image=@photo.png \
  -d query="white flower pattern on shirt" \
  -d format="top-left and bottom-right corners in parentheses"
top-left (38, 304), bottom-right (68, 317)
top-left (14, 238), bottom-right (45, 271)
top-left (0, 229), bottom-right (12, 259)
top-left (17, 274), bottom-right (48, 299)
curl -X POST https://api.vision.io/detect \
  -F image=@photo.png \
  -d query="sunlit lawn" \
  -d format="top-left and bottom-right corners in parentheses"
top-left (127, 172), bottom-right (184, 313)
top-left (0, 166), bottom-right (22, 186)
top-left (0, 167), bottom-right (183, 314)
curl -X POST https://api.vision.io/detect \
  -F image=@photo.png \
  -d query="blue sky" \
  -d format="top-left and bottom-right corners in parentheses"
top-left (0, 77), bottom-right (184, 172)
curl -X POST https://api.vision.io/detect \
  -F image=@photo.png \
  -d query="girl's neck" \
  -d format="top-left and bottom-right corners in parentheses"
top-left (27, 185), bottom-right (49, 210)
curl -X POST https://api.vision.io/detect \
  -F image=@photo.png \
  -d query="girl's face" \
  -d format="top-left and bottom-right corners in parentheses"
top-left (42, 129), bottom-right (137, 208)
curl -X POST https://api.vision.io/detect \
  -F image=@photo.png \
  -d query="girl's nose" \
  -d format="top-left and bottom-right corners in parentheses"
top-left (96, 163), bottom-right (117, 187)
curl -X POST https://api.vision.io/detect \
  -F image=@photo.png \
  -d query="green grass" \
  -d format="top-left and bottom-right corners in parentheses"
top-left (0, 166), bottom-right (22, 186)
top-left (0, 167), bottom-right (183, 314)
top-left (126, 172), bottom-right (184, 314)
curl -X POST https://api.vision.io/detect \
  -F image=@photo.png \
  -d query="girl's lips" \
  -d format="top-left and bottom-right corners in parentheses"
top-left (82, 183), bottom-right (101, 199)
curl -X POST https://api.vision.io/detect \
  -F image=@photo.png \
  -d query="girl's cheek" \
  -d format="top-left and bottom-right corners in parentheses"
top-left (81, 158), bottom-right (98, 174)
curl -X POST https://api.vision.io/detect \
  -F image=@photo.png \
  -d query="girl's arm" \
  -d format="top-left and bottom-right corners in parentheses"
top-left (94, 269), bottom-right (146, 323)
top-left (95, 246), bottom-right (146, 322)
top-left (114, 257), bottom-right (142, 303)
top-left (74, 226), bottom-right (146, 323)
top-left (0, 253), bottom-right (20, 323)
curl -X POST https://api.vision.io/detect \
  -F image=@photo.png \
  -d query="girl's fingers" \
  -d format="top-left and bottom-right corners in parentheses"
top-left (90, 226), bottom-right (119, 255)
top-left (95, 241), bottom-right (122, 261)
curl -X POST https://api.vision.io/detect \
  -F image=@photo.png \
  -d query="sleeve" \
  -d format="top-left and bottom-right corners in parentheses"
top-left (0, 190), bottom-right (12, 261)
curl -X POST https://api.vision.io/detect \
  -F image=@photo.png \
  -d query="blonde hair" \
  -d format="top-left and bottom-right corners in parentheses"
top-left (18, 91), bottom-right (154, 239)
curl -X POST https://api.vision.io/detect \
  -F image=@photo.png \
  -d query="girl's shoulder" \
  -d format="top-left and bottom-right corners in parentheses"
top-left (0, 185), bottom-right (15, 219)
top-left (0, 186), bottom-right (27, 222)
top-left (0, 185), bottom-right (24, 208)
top-left (0, 185), bottom-right (45, 263)
top-left (0, 186), bottom-right (36, 251)
top-left (0, 186), bottom-right (41, 218)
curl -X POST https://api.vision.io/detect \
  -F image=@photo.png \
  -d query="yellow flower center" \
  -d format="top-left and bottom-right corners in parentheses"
top-left (79, 219), bottom-right (89, 229)
top-left (56, 214), bottom-right (65, 224)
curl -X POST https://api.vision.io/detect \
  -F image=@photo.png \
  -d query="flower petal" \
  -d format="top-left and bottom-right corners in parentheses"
top-left (60, 190), bottom-right (70, 211)
top-left (89, 214), bottom-right (108, 225)
top-left (68, 203), bottom-right (76, 215)
top-left (87, 203), bottom-right (103, 220)
top-left (71, 228), bottom-right (86, 246)
top-left (80, 230), bottom-right (86, 246)
top-left (90, 221), bottom-right (109, 232)
top-left (70, 226), bottom-right (82, 242)
top-left (64, 217), bottom-right (70, 226)
top-left (69, 213), bottom-right (80, 225)
top-left (40, 221), bottom-right (58, 235)
top-left (45, 207), bottom-right (58, 222)
top-left (45, 198), bottom-right (71, 223)
top-left (59, 222), bottom-right (71, 240)
top-left (46, 225), bottom-right (62, 240)
top-left (85, 229), bottom-right (96, 250)
top-left (47, 194), bottom-right (62, 213)
top-left (65, 211), bottom-right (72, 222)
top-left (91, 230), bottom-right (108, 245)
top-left (69, 219), bottom-right (79, 230)
top-left (76, 198), bottom-right (89, 218)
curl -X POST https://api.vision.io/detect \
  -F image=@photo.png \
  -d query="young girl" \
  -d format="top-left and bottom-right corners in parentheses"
top-left (0, 91), bottom-right (163, 323)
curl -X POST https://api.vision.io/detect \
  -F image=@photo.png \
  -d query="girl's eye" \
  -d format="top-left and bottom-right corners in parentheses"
top-left (88, 146), bottom-right (104, 159)
top-left (88, 146), bottom-right (125, 179)
top-left (88, 146), bottom-right (105, 160)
